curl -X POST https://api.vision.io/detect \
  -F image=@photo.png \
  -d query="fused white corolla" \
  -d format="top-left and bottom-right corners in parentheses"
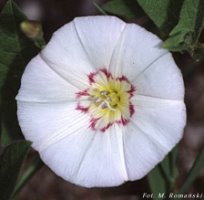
top-left (16, 16), bottom-right (186, 187)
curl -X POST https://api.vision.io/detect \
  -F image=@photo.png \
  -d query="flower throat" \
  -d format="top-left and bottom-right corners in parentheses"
top-left (76, 68), bottom-right (135, 132)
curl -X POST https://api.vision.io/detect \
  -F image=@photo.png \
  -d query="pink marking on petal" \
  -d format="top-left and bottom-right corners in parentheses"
top-left (89, 118), bottom-right (99, 131)
top-left (121, 118), bottom-right (129, 125)
top-left (117, 75), bottom-right (128, 82)
top-left (129, 104), bottom-right (135, 116)
top-left (76, 89), bottom-right (89, 99)
top-left (117, 118), bottom-right (129, 126)
top-left (100, 123), bottom-right (112, 132)
top-left (128, 85), bottom-right (136, 97)
top-left (99, 68), bottom-right (111, 78)
top-left (88, 72), bottom-right (97, 84)
top-left (117, 76), bottom-right (136, 97)
top-left (76, 103), bottom-right (89, 113)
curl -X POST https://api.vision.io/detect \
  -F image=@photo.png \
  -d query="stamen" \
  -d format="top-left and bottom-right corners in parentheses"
top-left (106, 96), bottom-right (112, 102)
top-left (102, 100), bottom-right (116, 111)
top-left (100, 90), bottom-right (109, 95)
top-left (107, 104), bottom-right (116, 111)
top-left (101, 102), bottom-right (108, 109)
top-left (94, 97), bottom-right (102, 104)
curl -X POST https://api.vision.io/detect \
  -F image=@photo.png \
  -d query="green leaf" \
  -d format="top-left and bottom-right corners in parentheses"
top-left (12, 156), bottom-right (43, 199)
top-left (0, 0), bottom-right (38, 142)
top-left (102, 0), bottom-right (144, 19)
top-left (137, 0), bottom-right (183, 34)
top-left (148, 148), bottom-right (178, 200)
top-left (179, 145), bottom-right (204, 193)
top-left (163, 0), bottom-right (204, 52)
top-left (0, 141), bottom-right (31, 200)
top-left (0, 122), bottom-right (12, 146)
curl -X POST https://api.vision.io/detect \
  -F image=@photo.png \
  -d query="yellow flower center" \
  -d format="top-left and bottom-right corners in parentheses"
top-left (76, 69), bottom-right (135, 132)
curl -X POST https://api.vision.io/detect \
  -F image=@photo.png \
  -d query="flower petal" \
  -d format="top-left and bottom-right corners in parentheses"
top-left (17, 101), bottom-right (128, 187)
top-left (41, 16), bottom-right (126, 89)
top-left (109, 23), bottom-right (168, 79)
top-left (16, 55), bottom-right (78, 102)
top-left (40, 21), bottom-right (93, 89)
top-left (40, 124), bottom-right (128, 187)
top-left (17, 101), bottom-right (90, 149)
top-left (123, 95), bottom-right (186, 180)
top-left (73, 16), bottom-right (126, 69)
top-left (133, 53), bottom-right (184, 100)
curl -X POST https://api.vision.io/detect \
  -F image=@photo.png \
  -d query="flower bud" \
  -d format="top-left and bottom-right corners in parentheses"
top-left (20, 20), bottom-right (42, 39)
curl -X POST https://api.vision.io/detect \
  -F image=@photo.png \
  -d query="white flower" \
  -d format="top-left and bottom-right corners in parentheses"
top-left (16, 16), bottom-right (186, 188)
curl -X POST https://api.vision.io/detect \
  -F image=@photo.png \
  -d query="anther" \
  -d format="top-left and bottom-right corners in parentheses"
top-left (106, 96), bottom-right (112, 102)
top-left (94, 97), bottom-right (102, 104)
top-left (100, 91), bottom-right (109, 96)
top-left (101, 102), bottom-right (108, 109)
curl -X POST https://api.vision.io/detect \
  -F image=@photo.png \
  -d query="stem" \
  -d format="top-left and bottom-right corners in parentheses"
top-left (168, 147), bottom-right (178, 187)
top-left (158, 163), bottom-right (171, 199)
top-left (169, 150), bottom-right (174, 177)
top-left (34, 38), bottom-right (46, 49)
top-left (93, 2), bottom-right (107, 15)
top-left (11, 156), bottom-right (43, 199)
top-left (158, 163), bottom-right (172, 184)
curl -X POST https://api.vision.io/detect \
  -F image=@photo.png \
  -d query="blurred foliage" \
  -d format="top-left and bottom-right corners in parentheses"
top-left (137, 0), bottom-right (183, 34)
top-left (0, 0), bottom-right (38, 144)
top-left (0, 141), bottom-right (31, 200)
top-left (163, 0), bottom-right (204, 55)
top-left (101, 0), bottom-right (144, 19)
top-left (0, 0), bottom-right (39, 199)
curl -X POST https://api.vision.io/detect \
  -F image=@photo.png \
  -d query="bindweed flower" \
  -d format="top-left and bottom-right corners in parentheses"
top-left (16, 16), bottom-right (186, 187)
